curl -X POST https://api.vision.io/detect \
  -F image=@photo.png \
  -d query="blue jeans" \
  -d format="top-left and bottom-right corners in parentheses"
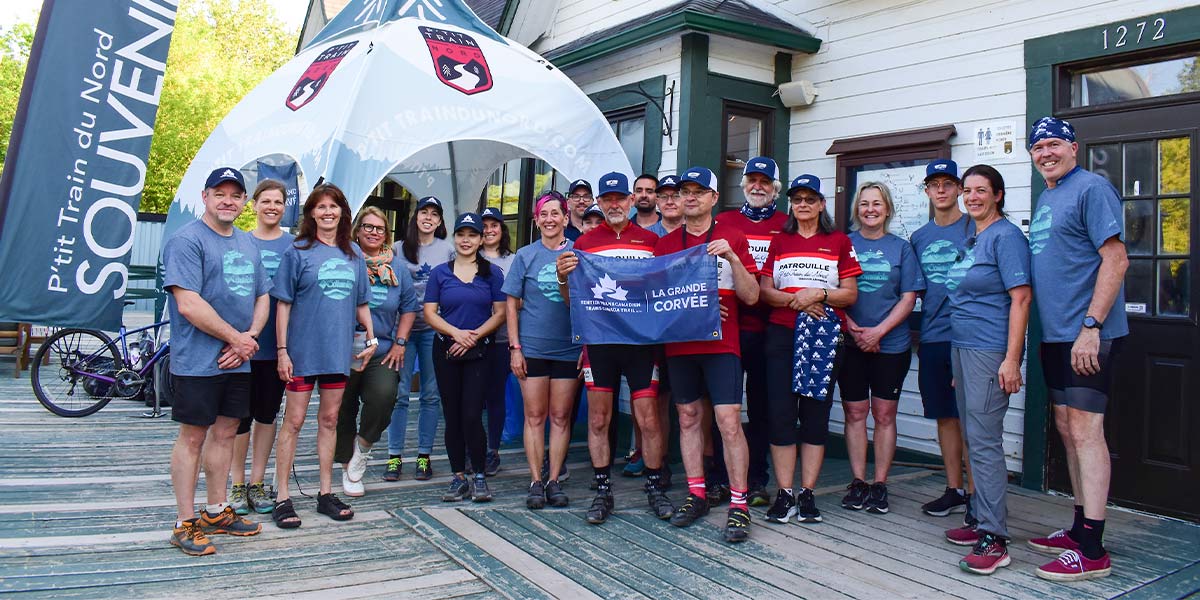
top-left (388, 329), bottom-right (441, 456)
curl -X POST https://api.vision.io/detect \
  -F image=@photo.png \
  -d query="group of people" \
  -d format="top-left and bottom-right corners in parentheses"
top-left (162, 116), bottom-right (1126, 585)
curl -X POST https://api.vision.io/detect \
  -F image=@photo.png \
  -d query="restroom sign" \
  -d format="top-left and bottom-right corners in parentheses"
top-left (974, 121), bottom-right (1019, 160)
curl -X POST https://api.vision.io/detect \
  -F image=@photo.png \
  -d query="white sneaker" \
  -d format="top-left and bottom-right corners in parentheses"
top-left (342, 469), bottom-right (365, 497)
top-left (347, 441), bottom-right (371, 483)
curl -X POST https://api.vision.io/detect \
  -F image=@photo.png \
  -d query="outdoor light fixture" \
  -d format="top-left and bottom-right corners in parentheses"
top-left (777, 79), bottom-right (818, 108)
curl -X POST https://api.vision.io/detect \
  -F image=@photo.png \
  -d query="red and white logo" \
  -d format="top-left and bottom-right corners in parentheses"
top-left (286, 41), bottom-right (358, 111)
top-left (419, 26), bottom-right (492, 95)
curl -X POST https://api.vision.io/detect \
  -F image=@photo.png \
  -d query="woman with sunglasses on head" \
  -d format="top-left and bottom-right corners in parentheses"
top-left (941, 164), bottom-right (1031, 576)
top-left (333, 207), bottom-right (420, 498)
top-left (759, 174), bottom-right (861, 527)
top-left (479, 206), bottom-right (516, 476)
top-left (271, 183), bottom-right (375, 528)
top-left (425, 213), bottom-right (507, 503)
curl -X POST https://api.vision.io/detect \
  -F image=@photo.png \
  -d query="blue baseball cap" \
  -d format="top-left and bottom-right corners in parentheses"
top-left (742, 157), bottom-right (780, 181)
top-left (568, 179), bottom-right (592, 195)
top-left (656, 175), bottom-right (680, 191)
top-left (1028, 116), bottom-right (1076, 149)
top-left (924, 159), bottom-right (960, 183)
top-left (787, 174), bottom-right (821, 196)
top-left (480, 206), bottom-right (503, 221)
top-left (596, 172), bottom-right (630, 197)
top-left (453, 212), bottom-right (482, 234)
top-left (205, 167), bottom-right (246, 191)
top-left (680, 166), bottom-right (717, 190)
top-left (583, 202), bottom-right (604, 219)
top-left (416, 196), bottom-right (444, 212)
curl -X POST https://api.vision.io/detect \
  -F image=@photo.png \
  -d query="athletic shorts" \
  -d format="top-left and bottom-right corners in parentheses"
top-left (917, 341), bottom-right (959, 419)
top-left (1041, 338), bottom-right (1122, 414)
top-left (238, 360), bottom-right (286, 434)
top-left (838, 345), bottom-right (911, 402)
top-left (655, 346), bottom-right (671, 393)
top-left (525, 357), bottom-right (580, 380)
top-left (667, 353), bottom-right (743, 406)
top-left (583, 344), bottom-right (658, 400)
top-left (285, 373), bottom-right (348, 393)
top-left (171, 372), bottom-right (251, 427)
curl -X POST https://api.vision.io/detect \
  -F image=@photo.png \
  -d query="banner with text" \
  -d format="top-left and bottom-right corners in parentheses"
top-left (569, 246), bottom-right (721, 345)
top-left (0, 0), bottom-right (176, 329)
top-left (256, 161), bottom-right (300, 227)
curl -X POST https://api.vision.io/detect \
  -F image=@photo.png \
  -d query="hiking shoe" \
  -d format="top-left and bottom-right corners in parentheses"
top-left (748, 485), bottom-right (771, 507)
top-left (170, 519), bottom-right (215, 556)
top-left (646, 483), bottom-right (675, 520)
top-left (765, 489), bottom-right (797, 523)
top-left (347, 441), bottom-right (371, 482)
top-left (248, 483), bottom-right (275, 515)
top-left (706, 483), bottom-right (731, 509)
top-left (383, 457), bottom-right (403, 481)
top-left (316, 492), bottom-right (354, 521)
top-left (586, 491), bottom-right (614, 524)
top-left (342, 469), bottom-right (365, 497)
top-left (1028, 528), bottom-right (1081, 554)
top-left (669, 493), bottom-right (709, 528)
top-left (1035, 549), bottom-right (1111, 582)
top-left (795, 489), bottom-right (822, 524)
top-left (472, 474), bottom-right (493, 502)
top-left (922, 487), bottom-right (968, 517)
top-left (866, 482), bottom-right (889, 514)
top-left (229, 484), bottom-right (250, 515)
top-left (540, 455), bottom-right (570, 482)
top-left (960, 533), bottom-right (1011, 575)
top-left (545, 479), bottom-right (569, 507)
top-left (841, 479), bottom-right (870, 510)
top-left (415, 456), bottom-right (433, 481)
top-left (484, 450), bottom-right (501, 477)
top-left (199, 505), bottom-right (262, 536)
top-left (526, 480), bottom-right (546, 510)
top-left (442, 475), bottom-right (470, 502)
top-left (725, 508), bottom-right (751, 543)
top-left (622, 450), bottom-right (645, 477)
top-left (946, 524), bottom-right (981, 546)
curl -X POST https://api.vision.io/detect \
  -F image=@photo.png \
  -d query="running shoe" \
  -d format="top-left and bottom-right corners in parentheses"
top-left (442, 475), bottom-right (470, 502)
top-left (622, 449), bottom-right (645, 477)
top-left (347, 441), bottom-right (371, 482)
top-left (544, 479), bottom-right (569, 507)
top-left (1027, 528), bottom-right (1081, 554)
top-left (840, 479), bottom-right (870, 510)
top-left (342, 469), bottom-right (365, 497)
top-left (959, 533), bottom-right (1010, 575)
top-left (724, 507), bottom-right (751, 543)
top-left (646, 482), bottom-right (675, 520)
top-left (383, 457), bottom-right (402, 481)
top-left (865, 482), bottom-right (889, 515)
top-left (747, 485), bottom-right (771, 507)
top-left (526, 480), bottom-right (546, 510)
top-left (586, 491), bottom-right (614, 524)
top-left (199, 505), bottom-right (262, 536)
top-left (471, 474), bottom-right (493, 503)
top-left (795, 488), bottom-right (822, 524)
top-left (170, 519), bottom-right (215, 556)
top-left (922, 487), bottom-right (968, 517)
top-left (415, 456), bottom-right (433, 481)
top-left (229, 483), bottom-right (250, 515)
top-left (669, 493), bottom-right (709, 527)
top-left (484, 450), bottom-right (501, 477)
top-left (765, 489), bottom-right (797, 524)
top-left (1035, 549), bottom-right (1111, 582)
top-left (248, 483), bottom-right (275, 515)
top-left (945, 524), bottom-right (981, 546)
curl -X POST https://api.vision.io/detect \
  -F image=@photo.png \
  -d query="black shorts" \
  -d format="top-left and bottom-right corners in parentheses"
top-left (655, 346), bottom-right (671, 393)
top-left (667, 353), bottom-right (743, 406)
top-left (239, 360), bottom-right (286, 434)
top-left (1041, 338), bottom-right (1122, 414)
top-left (838, 345), bottom-right (912, 402)
top-left (286, 373), bottom-right (348, 393)
top-left (171, 372), bottom-right (251, 427)
top-left (764, 325), bottom-right (838, 446)
top-left (583, 344), bottom-right (658, 400)
top-left (525, 357), bottom-right (580, 380)
top-left (917, 341), bottom-right (959, 419)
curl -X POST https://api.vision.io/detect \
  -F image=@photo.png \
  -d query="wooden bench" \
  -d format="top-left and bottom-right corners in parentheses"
top-left (0, 322), bottom-right (32, 378)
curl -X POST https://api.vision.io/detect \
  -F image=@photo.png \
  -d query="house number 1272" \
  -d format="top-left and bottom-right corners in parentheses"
top-left (1103, 18), bottom-right (1166, 49)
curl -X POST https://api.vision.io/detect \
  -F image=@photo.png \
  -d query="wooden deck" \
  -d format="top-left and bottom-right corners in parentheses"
top-left (0, 362), bottom-right (1197, 599)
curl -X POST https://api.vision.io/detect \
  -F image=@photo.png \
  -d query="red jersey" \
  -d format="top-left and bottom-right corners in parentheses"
top-left (574, 220), bottom-right (658, 258)
top-left (654, 221), bottom-right (757, 357)
top-left (760, 230), bottom-right (862, 327)
top-left (717, 209), bottom-right (787, 333)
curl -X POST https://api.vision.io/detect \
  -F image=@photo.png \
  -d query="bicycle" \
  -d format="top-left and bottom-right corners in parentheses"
top-left (30, 319), bottom-right (172, 418)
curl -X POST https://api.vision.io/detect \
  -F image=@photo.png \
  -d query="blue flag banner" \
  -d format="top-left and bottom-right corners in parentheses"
top-left (568, 246), bottom-right (721, 345)
top-left (256, 161), bottom-right (300, 227)
top-left (0, 0), bottom-right (176, 330)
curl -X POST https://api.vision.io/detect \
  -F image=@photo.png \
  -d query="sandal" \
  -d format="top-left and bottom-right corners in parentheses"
top-left (272, 498), bottom-right (301, 529)
top-left (317, 492), bottom-right (354, 521)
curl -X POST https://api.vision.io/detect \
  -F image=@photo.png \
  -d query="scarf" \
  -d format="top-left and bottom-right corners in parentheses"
top-left (792, 305), bottom-right (841, 400)
top-left (739, 201), bottom-right (776, 222)
top-left (364, 247), bottom-right (399, 287)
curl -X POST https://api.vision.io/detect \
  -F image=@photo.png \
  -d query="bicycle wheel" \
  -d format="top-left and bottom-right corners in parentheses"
top-left (31, 328), bottom-right (123, 417)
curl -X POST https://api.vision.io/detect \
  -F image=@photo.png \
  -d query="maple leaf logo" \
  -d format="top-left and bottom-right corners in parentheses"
top-left (590, 274), bottom-right (629, 301)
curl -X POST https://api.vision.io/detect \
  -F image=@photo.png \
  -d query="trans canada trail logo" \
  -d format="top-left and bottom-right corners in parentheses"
top-left (591, 274), bottom-right (629, 301)
top-left (286, 41), bottom-right (358, 111)
top-left (420, 26), bottom-right (493, 95)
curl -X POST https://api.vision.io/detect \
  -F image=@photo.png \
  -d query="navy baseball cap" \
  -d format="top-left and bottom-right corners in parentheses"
top-left (453, 212), bottom-right (482, 233)
top-left (480, 206), bottom-right (503, 221)
top-left (205, 167), bottom-right (246, 191)
top-left (568, 179), bottom-right (592, 195)
top-left (656, 175), bottom-right (680, 191)
top-left (742, 157), bottom-right (780, 181)
top-left (416, 196), bottom-right (444, 212)
top-left (680, 166), bottom-right (717, 190)
top-left (583, 202), bottom-right (604, 219)
top-left (787, 174), bottom-right (821, 196)
top-left (596, 172), bottom-right (630, 197)
top-left (924, 159), bottom-right (960, 183)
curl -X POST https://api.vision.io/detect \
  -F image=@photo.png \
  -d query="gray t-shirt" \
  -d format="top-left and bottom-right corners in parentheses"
top-left (483, 250), bottom-right (515, 345)
top-left (949, 219), bottom-right (1031, 352)
top-left (397, 237), bottom-right (454, 333)
top-left (271, 241), bottom-right (370, 376)
top-left (910, 214), bottom-right (974, 344)
top-left (1029, 167), bottom-right (1128, 342)
top-left (847, 232), bottom-right (925, 354)
top-left (250, 231), bottom-right (295, 361)
top-left (501, 239), bottom-right (581, 362)
top-left (163, 219), bottom-right (271, 377)
top-left (361, 251), bottom-right (420, 356)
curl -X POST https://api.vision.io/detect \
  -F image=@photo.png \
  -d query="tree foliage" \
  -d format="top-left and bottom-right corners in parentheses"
top-left (0, 19), bottom-right (35, 173)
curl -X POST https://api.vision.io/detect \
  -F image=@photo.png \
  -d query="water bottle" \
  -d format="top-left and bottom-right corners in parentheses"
top-left (352, 325), bottom-right (368, 370)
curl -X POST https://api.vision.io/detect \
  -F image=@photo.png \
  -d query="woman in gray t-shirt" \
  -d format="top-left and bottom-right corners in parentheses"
top-left (480, 206), bottom-right (515, 476)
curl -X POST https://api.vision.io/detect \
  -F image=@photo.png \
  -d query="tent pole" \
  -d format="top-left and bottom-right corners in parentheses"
top-left (447, 141), bottom-right (459, 213)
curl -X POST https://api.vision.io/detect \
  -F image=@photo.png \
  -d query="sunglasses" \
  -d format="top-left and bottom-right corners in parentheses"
top-left (790, 196), bottom-right (822, 205)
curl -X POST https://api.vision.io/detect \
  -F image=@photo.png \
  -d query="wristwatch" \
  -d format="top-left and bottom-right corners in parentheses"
top-left (1082, 315), bottom-right (1103, 330)
top-left (364, 337), bottom-right (379, 348)
top-left (395, 337), bottom-right (407, 347)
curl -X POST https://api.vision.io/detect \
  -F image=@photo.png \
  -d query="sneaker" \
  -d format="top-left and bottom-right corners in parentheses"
top-left (841, 479), bottom-right (870, 510)
top-left (342, 469), bottom-right (365, 497)
top-left (1028, 528), bottom-right (1081, 554)
top-left (765, 489), bottom-right (797, 524)
top-left (170, 519), bottom-right (215, 556)
top-left (441, 475), bottom-right (470, 502)
top-left (795, 489), bottom-right (822, 524)
top-left (347, 441), bottom-right (371, 482)
top-left (248, 483), bottom-right (275, 515)
top-left (229, 484), bottom-right (250, 515)
top-left (646, 483), bottom-right (674, 520)
top-left (586, 491), bottom-right (614, 524)
top-left (748, 485), bottom-right (771, 508)
top-left (1035, 549), bottom-right (1112, 582)
top-left (706, 483), bottom-right (731, 509)
top-left (415, 456), bottom-right (433, 481)
top-left (471, 474), bottom-right (493, 503)
top-left (960, 533), bottom-right (1011, 575)
top-left (669, 493), bottom-right (709, 528)
top-left (725, 507), bottom-right (751, 543)
top-left (922, 487), bottom-right (968, 517)
top-left (484, 450), bottom-right (501, 477)
top-left (545, 480), bottom-right (569, 507)
top-left (199, 505), bottom-right (262, 536)
top-left (945, 524), bottom-right (981, 546)
top-left (540, 455), bottom-right (570, 482)
top-left (865, 482), bottom-right (889, 515)
top-left (526, 480), bottom-right (546, 510)
top-left (622, 450), bottom-right (645, 477)
top-left (383, 457), bottom-right (403, 481)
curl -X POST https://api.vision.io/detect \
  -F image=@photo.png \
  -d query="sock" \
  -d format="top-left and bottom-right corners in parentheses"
top-left (687, 477), bottom-right (707, 499)
top-left (418, 453), bottom-right (430, 460)
top-left (645, 467), bottom-right (662, 490)
top-left (782, 487), bottom-right (794, 498)
top-left (730, 488), bottom-right (748, 511)
top-left (176, 520), bottom-right (184, 528)
top-left (954, 488), bottom-right (966, 497)
top-left (1079, 518), bottom-right (1106, 560)
top-left (204, 503), bottom-right (227, 516)
top-left (1068, 505), bottom-right (1084, 541)
top-left (594, 466), bottom-right (611, 492)
top-left (390, 454), bottom-right (402, 460)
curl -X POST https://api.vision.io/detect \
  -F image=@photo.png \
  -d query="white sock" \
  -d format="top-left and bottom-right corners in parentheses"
top-left (205, 502), bottom-right (227, 515)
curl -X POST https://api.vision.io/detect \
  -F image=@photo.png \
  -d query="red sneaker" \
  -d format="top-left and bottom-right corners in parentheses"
top-left (945, 525), bottom-right (980, 546)
top-left (1027, 528), bottom-right (1080, 554)
top-left (959, 533), bottom-right (1011, 575)
top-left (1035, 549), bottom-right (1111, 582)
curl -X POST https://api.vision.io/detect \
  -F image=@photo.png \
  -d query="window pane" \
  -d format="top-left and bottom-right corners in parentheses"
top-left (1088, 144), bottom-right (1122, 191)
top-left (1159, 197), bottom-right (1190, 255)
top-left (1070, 54), bottom-right (1200, 107)
top-left (1158, 259), bottom-right (1190, 317)
top-left (1125, 259), bottom-right (1154, 311)
top-left (617, 118), bottom-right (644, 174)
top-left (725, 114), bottom-right (763, 163)
top-left (1124, 141), bottom-right (1155, 197)
top-left (1124, 200), bottom-right (1154, 256)
top-left (485, 168), bottom-right (503, 210)
top-left (502, 159), bottom-right (521, 216)
top-left (1159, 137), bottom-right (1191, 195)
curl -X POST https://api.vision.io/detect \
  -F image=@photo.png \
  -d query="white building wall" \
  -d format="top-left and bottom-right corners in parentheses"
top-left (707, 35), bottom-right (778, 83)
top-left (538, 0), bottom-right (678, 54)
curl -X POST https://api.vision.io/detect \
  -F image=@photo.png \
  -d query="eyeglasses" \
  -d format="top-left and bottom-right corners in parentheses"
top-left (359, 224), bottom-right (386, 234)
top-left (790, 196), bottom-right (822, 205)
top-left (679, 189), bottom-right (714, 199)
top-left (656, 192), bottom-right (681, 201)
top-left (568, 194), bottom-right (593, 201)
top-left (924, 181), bottom-right (960, 191)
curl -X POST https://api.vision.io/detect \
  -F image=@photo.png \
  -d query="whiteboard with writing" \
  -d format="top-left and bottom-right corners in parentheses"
top-left (854, 164), bottom-right (930, 239)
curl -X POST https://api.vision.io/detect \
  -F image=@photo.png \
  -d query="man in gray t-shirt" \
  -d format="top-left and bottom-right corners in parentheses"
top-left (161, 167), bottom-right (270, 556)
